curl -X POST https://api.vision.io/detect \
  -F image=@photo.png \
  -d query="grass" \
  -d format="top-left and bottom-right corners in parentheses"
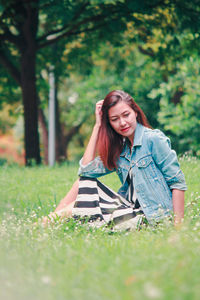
top-left (0, 157), bottom-right (200, 300)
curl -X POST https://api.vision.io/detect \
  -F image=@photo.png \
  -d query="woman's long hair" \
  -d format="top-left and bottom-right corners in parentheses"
top-left (97, 90), bottom-right (151, 170)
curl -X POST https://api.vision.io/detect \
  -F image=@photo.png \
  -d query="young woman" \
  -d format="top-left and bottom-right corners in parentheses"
top-left (43, 90), bottom-right (187, 230)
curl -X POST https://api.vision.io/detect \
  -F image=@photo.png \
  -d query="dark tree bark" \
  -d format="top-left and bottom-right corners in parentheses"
top-left (21, 49), bottom-right (41, 165)
top-left (20, 0), bottom-right (41, 165)
top-left (38, 106), bottom-right (48, 164)
top-left (55, 83), bottom-right (67, 162)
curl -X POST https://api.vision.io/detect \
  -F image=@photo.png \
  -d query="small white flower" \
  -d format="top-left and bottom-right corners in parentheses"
top-left (41, 275), bottom-right (51, 285)
top-left (144, 282), bottom-right (162, 299)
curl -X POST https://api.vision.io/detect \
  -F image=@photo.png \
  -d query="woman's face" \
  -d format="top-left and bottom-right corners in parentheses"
top-left (108, 101), bottom-right (137, 144)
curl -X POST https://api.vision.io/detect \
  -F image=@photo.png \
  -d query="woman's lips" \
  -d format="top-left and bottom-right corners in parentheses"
top-left (121, 127), bottom-right (130, 132)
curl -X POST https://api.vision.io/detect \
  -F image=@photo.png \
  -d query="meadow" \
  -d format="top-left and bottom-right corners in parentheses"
top-left (0, 156), bottom-right (200, 300)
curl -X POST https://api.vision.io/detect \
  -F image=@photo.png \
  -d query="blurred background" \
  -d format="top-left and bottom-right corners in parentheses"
top-left (0, 0), bottom-right (200, 166)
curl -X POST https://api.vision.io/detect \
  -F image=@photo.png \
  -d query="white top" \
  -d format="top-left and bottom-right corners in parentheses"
top-left (128, 169), bottom-right (137, 205)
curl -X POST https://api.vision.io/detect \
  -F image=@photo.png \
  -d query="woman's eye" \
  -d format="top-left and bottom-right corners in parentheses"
top-left (124, 113), bottom-right (129, 117)
top-left (110, 118), bottom-right (117, 122)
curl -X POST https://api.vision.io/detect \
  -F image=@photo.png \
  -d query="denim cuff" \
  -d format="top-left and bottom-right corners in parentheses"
top-left (169, 171), bottom-right (187, 190)
top-left (78, 158), bottom-right (95, 175)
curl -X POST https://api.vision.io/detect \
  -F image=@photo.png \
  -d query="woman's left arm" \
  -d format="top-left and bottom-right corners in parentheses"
top-left (150, 129), bottom-right (187, 191)
top-left (150, 130), bottom-right (187, 227)
top-left (172, 189), bottom-right (185, 226)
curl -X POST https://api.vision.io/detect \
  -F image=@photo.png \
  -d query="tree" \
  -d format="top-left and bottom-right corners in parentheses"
top-left (1, 0), bottom-right (200, 164)
top-left (0, 0), bottom-right (40, 165)
top-left (0, 0), bottom-right (133, 164)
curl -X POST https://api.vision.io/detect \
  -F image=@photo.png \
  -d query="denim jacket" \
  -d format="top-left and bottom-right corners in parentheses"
top-left (78, 123), bottom-right (187, 223)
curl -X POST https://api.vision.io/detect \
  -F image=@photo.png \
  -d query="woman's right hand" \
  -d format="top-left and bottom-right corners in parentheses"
top-left (95, 100), bottom-right (104, 127)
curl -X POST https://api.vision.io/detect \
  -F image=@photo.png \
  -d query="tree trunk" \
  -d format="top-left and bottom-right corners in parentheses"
top-left (21, 50), bottom-right (41, 165)
top-left (38, 107), bottom-right (48, 164)
top-left (63, 122), bottom-right (86, 159)
top-left (20, 1), bottom-right (41, 165)
top-left (37, 82), bottom-right (67, 163)
top-left (55, 82), bottom-right (67, 162)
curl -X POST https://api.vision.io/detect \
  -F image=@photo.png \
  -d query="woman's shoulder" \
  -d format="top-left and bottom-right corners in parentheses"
top-left (143, 127), bottom-right (171, 148)
top-left (143, 126), bottom-right (168, 139)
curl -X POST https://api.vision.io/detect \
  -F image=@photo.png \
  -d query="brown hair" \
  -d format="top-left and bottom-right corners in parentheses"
top-left (97, 90), bottom-right (151, 170)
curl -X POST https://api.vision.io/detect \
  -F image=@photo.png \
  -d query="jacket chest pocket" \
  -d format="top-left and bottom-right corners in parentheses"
top-left (137, 156), bottom-right (158, 180)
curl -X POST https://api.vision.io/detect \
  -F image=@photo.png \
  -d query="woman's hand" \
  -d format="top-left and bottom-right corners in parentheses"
top-left (95, 100), bottom-right (104, 127)
top-left (37, 206), bottom-right (73, 227)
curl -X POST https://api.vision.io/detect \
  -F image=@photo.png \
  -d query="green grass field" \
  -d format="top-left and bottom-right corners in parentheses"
top-left (0, 157), bottom-right (200, 300)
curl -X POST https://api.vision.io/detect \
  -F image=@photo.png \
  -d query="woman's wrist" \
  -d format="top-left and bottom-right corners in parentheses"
top-left (82, 123), bottom-right (101, 165)
top-left (94, 123), bottom-right (101, 130)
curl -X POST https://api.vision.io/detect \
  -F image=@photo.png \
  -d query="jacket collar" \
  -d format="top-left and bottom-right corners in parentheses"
top-left (133, 122), bottom-right (145, 147)
top-left (119, 123), bottom-right (145, 158)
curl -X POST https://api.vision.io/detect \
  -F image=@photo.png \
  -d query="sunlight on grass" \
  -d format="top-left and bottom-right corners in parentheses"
top-left (0, 157), bottom-right (200, 300)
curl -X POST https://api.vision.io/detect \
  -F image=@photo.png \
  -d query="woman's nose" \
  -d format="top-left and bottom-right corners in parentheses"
top-left (119, 117), bottom-right (126, 126)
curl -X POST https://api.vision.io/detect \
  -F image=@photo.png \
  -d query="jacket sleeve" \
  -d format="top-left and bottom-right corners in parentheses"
top-left (78, 156), bottom-right (114, 178)
top-left (149, 129), bottom-right (187, 190)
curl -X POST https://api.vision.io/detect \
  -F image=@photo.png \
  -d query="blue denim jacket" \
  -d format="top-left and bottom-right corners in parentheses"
top-left (78, 123), bottom-right (187, 223)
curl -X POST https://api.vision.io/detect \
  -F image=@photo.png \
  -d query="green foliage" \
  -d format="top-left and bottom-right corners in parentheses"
top-left (149, 55), bottom-right (200, 155)
top-left (0, 70), bottom-right (21, 107)
top-left (0, 159), bottom-right (200, 299)
top-left (1, 0), bottom-right (200, 162)
top-left (0, 157), bottom-right (7, 165)
top-left (58, 41), bottom-right (163, 143)
top-left (0, 102), bottom-right (21, 133)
